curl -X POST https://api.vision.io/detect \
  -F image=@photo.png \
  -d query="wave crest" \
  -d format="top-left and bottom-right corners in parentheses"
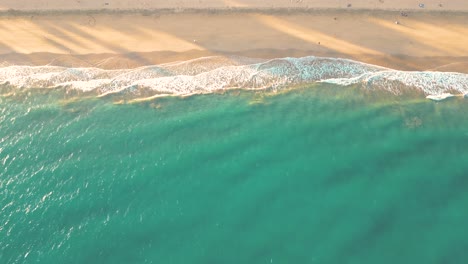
top-left (1, 56), bottom-right (467, 99)
top-left (321, 70), bottom-right (468, 96)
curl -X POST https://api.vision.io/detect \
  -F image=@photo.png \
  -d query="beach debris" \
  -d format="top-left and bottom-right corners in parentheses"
top-left (439, 3), bottom-right (443, 7)
top-left (426, 93), bottom-right (454, 101)
top-left (105, 2), bottom-right (109, 5)
top-left (400, 12), bottom-right (408, 17)
top-left (87, 15), bottom-right (96, 26)
top-left (395, 21), bottom-right (400, 25)
top-left (347, 3), bottom-right (352, 8)
top-left (419, 3), bottom-right (425, 8)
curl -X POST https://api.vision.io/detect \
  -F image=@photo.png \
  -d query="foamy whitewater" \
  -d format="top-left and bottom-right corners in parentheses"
top-left (1, 56), bottom-right (467, 100)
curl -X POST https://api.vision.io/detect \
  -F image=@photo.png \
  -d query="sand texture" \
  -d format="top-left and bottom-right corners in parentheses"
top-left (0, 1), bottom-right (467, 72)
top-left (1, 0), bottom-right (468, 11)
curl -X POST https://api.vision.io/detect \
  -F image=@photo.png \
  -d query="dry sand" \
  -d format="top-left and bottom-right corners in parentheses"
top-left (0, 1), bottom-right (467, 72)
top-left (1, 0), bottom-right (468, 11)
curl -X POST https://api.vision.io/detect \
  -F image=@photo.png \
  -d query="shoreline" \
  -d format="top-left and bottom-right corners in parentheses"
top-left (1, 51), bottom-right (468, 73)
top-left (1, 55), bottom-right (466, 103)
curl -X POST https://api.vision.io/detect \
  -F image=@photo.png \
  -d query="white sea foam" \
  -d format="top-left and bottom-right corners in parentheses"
top-left (426, 93), bottom-right (455, 101)
top-left (321, 70), bottom-right (468, 96)
top-left (1, 56), bottom-right (467, 99)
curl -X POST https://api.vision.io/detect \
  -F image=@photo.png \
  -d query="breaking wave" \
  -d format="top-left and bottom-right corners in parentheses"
top-left (1, 56), bottom-right (467, 100)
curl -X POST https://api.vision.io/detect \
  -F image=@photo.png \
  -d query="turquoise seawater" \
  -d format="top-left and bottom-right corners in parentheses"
top-left (1, 85), bottom-right (468, 263)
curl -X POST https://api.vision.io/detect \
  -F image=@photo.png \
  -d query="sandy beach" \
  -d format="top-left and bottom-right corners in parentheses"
top-left (0, 0), bottom-right (467, 72)
top-left (2, 0), bottom-right (468, 11)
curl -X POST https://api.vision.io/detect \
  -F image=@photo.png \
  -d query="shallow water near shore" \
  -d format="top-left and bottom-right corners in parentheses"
top-left (1, 84), bottom-right (468, 263)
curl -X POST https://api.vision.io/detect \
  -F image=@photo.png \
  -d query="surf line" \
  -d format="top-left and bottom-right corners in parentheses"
top-left (426, 93), bottom-right (467, 101)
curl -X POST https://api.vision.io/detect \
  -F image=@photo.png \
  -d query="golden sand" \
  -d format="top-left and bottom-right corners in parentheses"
top-left (0, 1), bottom-right (467, 72)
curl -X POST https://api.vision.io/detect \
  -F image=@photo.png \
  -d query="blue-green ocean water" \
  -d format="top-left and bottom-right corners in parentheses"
top-left (1, 85), bottom-right (468, 263)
